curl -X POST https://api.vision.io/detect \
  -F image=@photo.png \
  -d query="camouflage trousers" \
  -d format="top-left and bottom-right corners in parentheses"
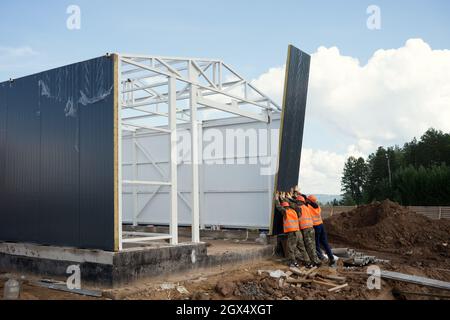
top-left (286, 231), bottom-right (310, 264)
top-left (301, 227), bottom-right (321, 264)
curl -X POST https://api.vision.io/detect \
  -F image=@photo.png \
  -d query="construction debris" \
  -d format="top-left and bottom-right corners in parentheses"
top-left (160, 283), bottom-right (176, 290)
top-left (328, 283), bottom-right (348, 292)
top-left (176, 286), bottom-right (190, 295)
top-left (284, 266), bottom-right (348, 291)
top-left (332, 247), bottom-right (384, 267)
top-left (215, 280), bottom-right (237, 297)
top-left (269, 270), bottom-right (287, 278)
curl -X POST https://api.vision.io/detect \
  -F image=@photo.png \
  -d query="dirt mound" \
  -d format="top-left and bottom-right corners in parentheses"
top-left (324, 200), bottom-right (450, 258)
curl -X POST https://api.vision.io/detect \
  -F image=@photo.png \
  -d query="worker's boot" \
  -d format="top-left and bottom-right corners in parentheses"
top-left (288, 260), bottom-right (299, 268)
top-left (328, 259), bottom-right (337, 268)
top-left (314, 260), bottom-right (323, 267)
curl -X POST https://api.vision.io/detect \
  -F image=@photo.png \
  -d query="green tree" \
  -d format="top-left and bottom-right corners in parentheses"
top-left (341, 156), bottom-right (368, 205)
top-left (363, 146), bottom-right (402, 202)
top-left (403, 128), bottom-right (450, 168)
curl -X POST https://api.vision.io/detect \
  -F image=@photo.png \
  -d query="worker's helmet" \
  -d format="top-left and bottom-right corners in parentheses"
top-left (281, 202), bottom-right (290, 207)
top-left (307, 195), bottom-right (318, 203)
top-left (296, 195), bottom-right (306, 202)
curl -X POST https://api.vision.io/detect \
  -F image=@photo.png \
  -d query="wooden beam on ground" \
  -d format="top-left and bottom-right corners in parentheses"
top-left (320, 274), bottom-right (347, 284)
top-left (304, 266), bottom-right (318, 276)
top-left (286, 277), bottom-right (312, 284)
top-left (328, 283), bottom-right (349, 292)
top-left (313, 280), bottom-right (338, 287)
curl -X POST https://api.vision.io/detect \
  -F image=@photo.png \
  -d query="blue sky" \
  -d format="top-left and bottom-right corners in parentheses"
top-left (1, 0), bottom-right (449, 193)
top-left (1, 0), bottom-right (449, 80)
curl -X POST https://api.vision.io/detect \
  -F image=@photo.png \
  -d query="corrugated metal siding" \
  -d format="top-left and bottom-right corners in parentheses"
top-left (0, 56), bottom-right (115, 251)
top-left (277, 46), bottom-right (310, 192)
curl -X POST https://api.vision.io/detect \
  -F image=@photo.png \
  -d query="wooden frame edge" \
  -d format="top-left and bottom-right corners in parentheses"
top-left (269, 44), bottom-right (292, 236)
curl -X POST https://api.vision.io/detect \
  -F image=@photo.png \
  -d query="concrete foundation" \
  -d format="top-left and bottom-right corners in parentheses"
top-left (0, 240), bottom-right (274, 288)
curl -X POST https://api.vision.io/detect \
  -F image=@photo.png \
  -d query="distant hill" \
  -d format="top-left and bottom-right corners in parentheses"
top-left (315, 194), bottom-right (342, 204)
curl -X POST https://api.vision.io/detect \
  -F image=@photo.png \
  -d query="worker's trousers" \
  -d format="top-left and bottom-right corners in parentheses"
top-left (301, 227), bottom-right (321, 264)
top-left (314, 224), bottom-right (334, 261)
top-left (286, 231), bottom-right (310, 264)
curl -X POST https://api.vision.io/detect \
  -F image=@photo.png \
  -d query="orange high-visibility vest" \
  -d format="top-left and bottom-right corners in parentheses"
top-left (309, 205), bottom-right (323, 226)
top-left (283, 208), bottom-right (300, 233)
top-left (299, 205), bottom-right (314, 230)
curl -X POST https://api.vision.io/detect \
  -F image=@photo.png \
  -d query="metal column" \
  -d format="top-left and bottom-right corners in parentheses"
top-left (169, 76), bottom-right (179, 245)
top-left (189, 61), bottom-right (200, 243)
top-left (132, 132), bottom-right (138, 227)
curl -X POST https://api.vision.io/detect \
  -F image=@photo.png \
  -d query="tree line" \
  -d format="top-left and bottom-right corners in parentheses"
top-left (340, 128), bottom-right (450, 206)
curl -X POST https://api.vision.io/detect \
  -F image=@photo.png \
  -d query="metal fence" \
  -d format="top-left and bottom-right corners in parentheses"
top-left (321, 206), bottom-right (450, 220)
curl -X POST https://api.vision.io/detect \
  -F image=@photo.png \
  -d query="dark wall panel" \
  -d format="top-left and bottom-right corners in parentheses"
top-left (79, 58), bottom-right (115, 250)
top-left (2, 78), bottom-right (41, 242)
top-left (276, 45), bottom-right (311, 192)
top-left (271, 45), bottom-right (311, 235)
top-left (0, 84), bottom-right (9, 239)
top-left (38, 64), bottom-right (80, 246)
top-left (0, 56), bottom-right (116, 251)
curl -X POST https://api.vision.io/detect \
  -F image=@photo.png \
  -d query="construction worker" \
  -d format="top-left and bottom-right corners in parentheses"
top-left (292, 194), bottom-right (322, 267)
top-left (275, 192), bottom-right (310, 268)
top-left (307, 195), bottom-right (336, 266)
top-left (284, 192), bottom-right (311, 267)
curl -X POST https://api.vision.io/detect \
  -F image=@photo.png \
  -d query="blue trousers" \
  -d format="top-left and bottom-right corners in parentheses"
top-left (314, 224), bottom-right (334, 260)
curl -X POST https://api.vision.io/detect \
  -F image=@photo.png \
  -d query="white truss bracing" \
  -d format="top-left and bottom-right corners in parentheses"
top-left (117, 54), bottom-right (280, 249)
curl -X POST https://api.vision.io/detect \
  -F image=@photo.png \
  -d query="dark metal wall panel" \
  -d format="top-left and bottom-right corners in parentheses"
top-left (0, 84), bottom-right (8, 238)
top-left (276, 45), bottom-right (311, 192)
top-left (270, 45), bottom-right (311, 235)
top-left (38, 65), bottom-right (80, 246)
top-left (1, 78), bottom-right (41, 242)
top-left (78, 58), bottom-right (115, 250)
top-left (0, 56), bottom-right (115, 251)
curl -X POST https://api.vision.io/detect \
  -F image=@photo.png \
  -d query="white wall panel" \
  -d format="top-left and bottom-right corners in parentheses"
top-left (122, 115), bottom-right (280, 229)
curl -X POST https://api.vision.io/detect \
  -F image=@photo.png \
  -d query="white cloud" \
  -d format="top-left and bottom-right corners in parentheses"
top-left (252, 38), bottom-right (450, 194)
top-left (299, 148), bottom-right (346, 195)
top-left (0, 46), bottom-right (38, 59)
top-left (0, 46), bottom-right (38, 71)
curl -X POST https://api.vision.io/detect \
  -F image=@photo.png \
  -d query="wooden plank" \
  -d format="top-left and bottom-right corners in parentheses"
top-left (304, 266), bottom-right (318, 276)
top-left (290, 267), bottom-right (306, 276)
top-left (381, 270), bottom-right (450, 291)
top-left (321, 274), bottom-right (347, 284)
top-left (313, 280), bottom-right (338, 287)
top-left (286, 277), bottom-right (312, 284)
top-left (328, 283), bottom-right (348, 292)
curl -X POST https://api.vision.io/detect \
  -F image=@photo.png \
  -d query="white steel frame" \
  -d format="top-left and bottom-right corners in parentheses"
top-left (117, 54), bottom-right (280, 250)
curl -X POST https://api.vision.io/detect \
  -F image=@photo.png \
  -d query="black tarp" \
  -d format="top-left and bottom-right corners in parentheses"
top-left (271, 45), bottom-right (311, 235)
top-left (0, 56), bottom-right (116, 251)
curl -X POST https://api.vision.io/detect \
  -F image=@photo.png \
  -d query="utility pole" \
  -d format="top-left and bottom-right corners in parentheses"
top-left (386, 153), bottom-right (392, 187)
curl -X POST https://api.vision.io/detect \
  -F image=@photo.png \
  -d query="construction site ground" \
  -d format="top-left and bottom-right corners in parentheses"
top-left (2, 201), bottom-right (449, 300)
top-left (1, 239), bottom-right (449, 300)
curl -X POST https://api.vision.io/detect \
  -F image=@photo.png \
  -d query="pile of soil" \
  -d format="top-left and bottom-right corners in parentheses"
top-left (324, 200), bottom-right (450, 258)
